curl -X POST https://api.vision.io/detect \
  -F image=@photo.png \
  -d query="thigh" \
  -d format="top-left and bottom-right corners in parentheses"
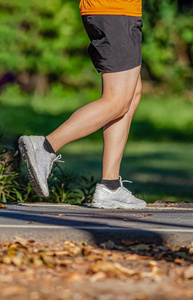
top-left (102, 66), bottom-right (141, 103)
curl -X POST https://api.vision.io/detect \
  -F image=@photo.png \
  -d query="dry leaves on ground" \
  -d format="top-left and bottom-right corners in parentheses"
top-left (0, 237), bottom-right (193, 300)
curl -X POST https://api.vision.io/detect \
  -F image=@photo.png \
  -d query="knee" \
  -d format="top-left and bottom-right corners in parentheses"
top-left (102, 83), bottom-right (141, 119)
top-left (108, 93), bottom-right (133, 118)
top-left (115, 81), bottom-right (142, 117)
top-left (102, 94), bottom-right (132, 119)
top-left (118, 101), bottom-right (132, 117)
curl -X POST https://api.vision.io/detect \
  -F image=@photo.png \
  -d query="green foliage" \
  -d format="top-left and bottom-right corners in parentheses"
top-left (75, 175), bottom-right (97, 204)
top-left (0, 150), bottom-right (21, 203)
top-left (48, 164), bottom-right (81, 204)
top-left (0, 0), bottom-right (96, 95)
top-left (0, 0), bottom-right (192, 93)
top-left (142, 0), bottom-right (193, 90)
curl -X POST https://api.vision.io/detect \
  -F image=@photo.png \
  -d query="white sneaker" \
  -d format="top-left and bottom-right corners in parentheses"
top-left (91, 177), bottom-right (146, 209)
top-left (18, 135), bottom-right (63, 197)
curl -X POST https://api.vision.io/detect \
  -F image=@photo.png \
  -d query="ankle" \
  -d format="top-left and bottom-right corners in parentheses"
top-left (101, 179), bottom-right (121, 190)
top-left (43, 138), bottom-right (56, 154)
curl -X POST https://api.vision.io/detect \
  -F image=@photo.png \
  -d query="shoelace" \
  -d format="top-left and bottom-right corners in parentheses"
top-left (52, 154), bottom-right (64, 164)
top-left (119, 176), bottom-right (132, 194)
top-left (48, 154), bottom-right (64, 175)
top-left (119, 176), bottom-right (132, 186)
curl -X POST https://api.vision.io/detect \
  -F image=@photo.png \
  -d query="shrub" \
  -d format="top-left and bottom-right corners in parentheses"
top-left (0, 132), bottom-right (96, 204)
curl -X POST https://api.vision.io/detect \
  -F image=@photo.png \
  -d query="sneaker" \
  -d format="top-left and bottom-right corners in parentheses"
top-left (91, 177), bottom-right (146, 209)
top-left (18, 135), bottom-right (63, 197)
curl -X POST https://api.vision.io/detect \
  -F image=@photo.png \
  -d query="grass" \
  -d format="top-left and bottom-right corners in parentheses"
top-left (0, 84), bottom-right (193, 203)
top-left (62, 140), bottom-right (193, 202)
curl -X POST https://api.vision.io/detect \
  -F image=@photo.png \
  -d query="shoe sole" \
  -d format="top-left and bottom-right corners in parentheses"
top-left (90, 199), bottom-right (146, 209)
top-left (18, 136), bottom-right (48, 197)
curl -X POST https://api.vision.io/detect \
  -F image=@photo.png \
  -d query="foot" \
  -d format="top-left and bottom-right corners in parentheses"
top-left (91, 178), bottom-right (146, 209)
top-left (18, 135), bottom-right (63, 197)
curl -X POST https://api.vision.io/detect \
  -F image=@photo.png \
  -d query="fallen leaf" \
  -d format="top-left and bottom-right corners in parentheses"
top-left (183, 266), bottom-right (193, 279)
top-left (40, 254), bottom-right (55, 266)
top-left (132, 214), bottom-right (144, 218)
top-left (2, 255), bottom-right (12, 264)
top-left (7, 244), bottom-right (18, 256)
top-left (174, 258), bottom-right (184, 264)
top-left (132, 213), bottom-right (150, 218)
top-left (68, 272), bottom-right (83, 283)
top-left (70, 246), bottom-right (82, 257)
top-left (32, 256), bottom-right (43, 267)
top-left (148, 261), bottom-right (158, 269)
top-left (64, 241), bottom-right (75, 246)
top-left (91, 261), bottom-right (138, 277)
top-left (57, 214), bottom-right (64, 217)
top-left (189, 247), bottom-right (193, 254)
top-left (142, 213), bottom-right (148, 218)
top-left (0, 204), bottom-right (6, 208)
top-left (55, 258), bottom-right (72, 266)
top-left (80, 242), bottom-right (87, 246)
top-left (90, 272), bottom-right (107, 282)
top-left (27, 239), bottom-right (35, 243)
top-left (54, 250), bottom-right (69, 256)
top-left (13, 236), bottom-right (28, 247)
top-left (12, 256), bottom-right (23, 267)
top-left (124, 254), bottom-right (150, 261)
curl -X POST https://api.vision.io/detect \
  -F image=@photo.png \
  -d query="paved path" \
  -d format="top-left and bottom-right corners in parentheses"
top-left (0, 203), bottom-right (193, 246)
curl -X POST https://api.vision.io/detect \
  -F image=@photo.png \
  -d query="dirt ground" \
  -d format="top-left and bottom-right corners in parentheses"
top-left (0, 237), bottom-right (193, 300)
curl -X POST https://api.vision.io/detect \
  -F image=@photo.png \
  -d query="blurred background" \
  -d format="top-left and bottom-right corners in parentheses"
top-left (0, 0), bottom-right (193, 203)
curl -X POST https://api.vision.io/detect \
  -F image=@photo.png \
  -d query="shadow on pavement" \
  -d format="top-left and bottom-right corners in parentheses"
top-left (1, 207), bottom-right (193, 246)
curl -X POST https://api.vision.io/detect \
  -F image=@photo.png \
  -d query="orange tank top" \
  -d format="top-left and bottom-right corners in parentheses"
top-left (79, 0), bottom-right (142, 17)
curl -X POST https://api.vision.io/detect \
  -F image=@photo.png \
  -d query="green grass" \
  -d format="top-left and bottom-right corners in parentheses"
top-left (62, 140), bottom-right (193, 203)
top-left (0, 84), bottom-right (193, 202)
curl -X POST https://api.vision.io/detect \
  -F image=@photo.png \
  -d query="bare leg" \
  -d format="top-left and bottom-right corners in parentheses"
top-left (102, 75), bottom-right (142, 179)
top-left (46, 66), bottom-right (141, 152)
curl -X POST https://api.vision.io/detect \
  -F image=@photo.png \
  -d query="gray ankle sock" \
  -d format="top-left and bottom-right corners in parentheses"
top-left (101, 179), bottom-right (121, 190)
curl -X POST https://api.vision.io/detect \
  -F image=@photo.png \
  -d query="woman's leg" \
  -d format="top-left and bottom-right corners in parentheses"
top-left (90, 74), bottom-right (146, 208)
top-left (102, 75), bottom-right (142, 180)
top-left (46, 67), bottom-right (141, 152)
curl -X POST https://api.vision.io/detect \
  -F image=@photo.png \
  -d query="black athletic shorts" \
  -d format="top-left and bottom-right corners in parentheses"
top-left (82, 15), bottom-right (143, 73)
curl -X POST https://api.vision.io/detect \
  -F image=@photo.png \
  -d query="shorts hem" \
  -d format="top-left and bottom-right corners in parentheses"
top-left (95, 62), bottom-right (142, 73)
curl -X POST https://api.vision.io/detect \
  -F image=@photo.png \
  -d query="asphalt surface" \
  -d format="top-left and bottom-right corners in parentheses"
top-left (0, 203), bottom-right (193, 246)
